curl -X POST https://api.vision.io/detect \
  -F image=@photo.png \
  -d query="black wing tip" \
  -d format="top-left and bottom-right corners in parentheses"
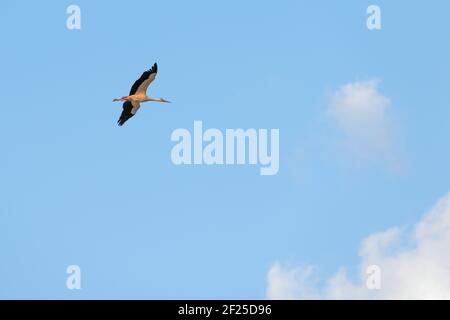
top-left (117, 117), bottom-right (125, 126)
top-left (150, 62), bottom-right (157, 74)
top-left (117, 101), bottom-right (134, 126)
top-left (117, 116), bottom-right (132, 126)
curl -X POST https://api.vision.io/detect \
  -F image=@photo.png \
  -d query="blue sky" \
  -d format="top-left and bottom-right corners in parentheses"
top-left (1, 1), bottom-right (450, 299)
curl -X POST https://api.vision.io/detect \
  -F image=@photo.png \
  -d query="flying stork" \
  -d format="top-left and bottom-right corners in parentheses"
top-left (113, 63), bottom-right (171, 126)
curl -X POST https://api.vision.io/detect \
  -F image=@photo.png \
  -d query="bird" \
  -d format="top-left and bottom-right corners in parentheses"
top-left (113, 63), bottom-right (171, 126)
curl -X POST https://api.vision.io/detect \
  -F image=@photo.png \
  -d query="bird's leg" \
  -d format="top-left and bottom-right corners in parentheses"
top-left (158, 98), bottom-right (172, 103)
top-left (144, 97), bottom-right (172, 103)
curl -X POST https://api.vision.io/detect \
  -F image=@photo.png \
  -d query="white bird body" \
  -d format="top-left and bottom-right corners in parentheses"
top-left (130, 93), bottom-right (146, 102)
top-left (113, 63), bottom-right (171, 126)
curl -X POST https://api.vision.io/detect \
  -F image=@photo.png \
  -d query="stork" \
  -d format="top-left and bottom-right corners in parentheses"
top-left (113, 63), bottom-right (171, 126)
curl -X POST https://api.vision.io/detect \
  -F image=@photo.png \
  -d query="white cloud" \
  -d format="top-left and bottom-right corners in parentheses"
top-left (327, 80), bottom-right (398, 165)
top-left (266, 191), bottom-right (450, 300)
top-left (266, 263), bottom-right (320, 299)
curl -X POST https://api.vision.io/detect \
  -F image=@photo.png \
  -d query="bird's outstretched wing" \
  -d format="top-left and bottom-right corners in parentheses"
top-left (117, 101), bottom-right (140, 126)
top-left (129, 63), bottom-right (158, 95)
